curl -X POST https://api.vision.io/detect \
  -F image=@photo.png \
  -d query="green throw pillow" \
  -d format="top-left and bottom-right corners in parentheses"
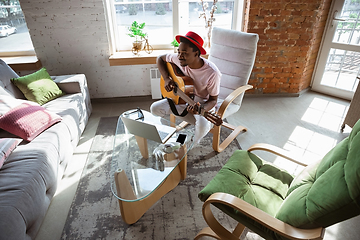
top-left (11, 68), bottom-right (65, 105)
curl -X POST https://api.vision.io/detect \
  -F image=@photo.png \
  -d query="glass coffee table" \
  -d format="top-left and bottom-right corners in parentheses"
top-left (110, 108), bottom-right (194, 224)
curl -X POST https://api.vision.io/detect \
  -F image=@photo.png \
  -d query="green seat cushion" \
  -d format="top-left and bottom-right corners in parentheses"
top-left (198, 149), bottom-right (294, 219)
top-left (11, 68), bottom-right (65, 105)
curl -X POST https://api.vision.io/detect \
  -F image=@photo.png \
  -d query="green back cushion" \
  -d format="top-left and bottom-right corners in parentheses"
top-left (11, 68), bottom-right (64, 105)
top-left (276, 119), bottom-right (360, 228)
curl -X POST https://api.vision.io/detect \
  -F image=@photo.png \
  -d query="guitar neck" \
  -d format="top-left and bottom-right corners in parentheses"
top-left (174, 87), bottom-right (208, 117)
top-left (175, 88), bottom-right (196, 106)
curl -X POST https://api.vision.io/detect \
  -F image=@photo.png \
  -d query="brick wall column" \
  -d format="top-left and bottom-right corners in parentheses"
top-left (244, 0), bottom-right (333, 95)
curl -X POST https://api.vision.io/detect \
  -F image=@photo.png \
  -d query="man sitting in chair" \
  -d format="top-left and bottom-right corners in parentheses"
top-left (150, 31), bottom-right (222, 144)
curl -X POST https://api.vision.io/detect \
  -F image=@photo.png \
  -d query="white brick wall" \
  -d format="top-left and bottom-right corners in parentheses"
top-left (19, 0), bottom-right (155, 99)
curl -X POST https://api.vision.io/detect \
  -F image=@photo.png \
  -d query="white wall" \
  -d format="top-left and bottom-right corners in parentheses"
top-left (20, 0), bottom-right (155, 99)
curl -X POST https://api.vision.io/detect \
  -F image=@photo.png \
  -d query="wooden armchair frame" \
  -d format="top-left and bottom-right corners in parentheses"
top-left (195, 143), bottom-right (326, 240)
top-left (210, 84), bottom-right (253, 152)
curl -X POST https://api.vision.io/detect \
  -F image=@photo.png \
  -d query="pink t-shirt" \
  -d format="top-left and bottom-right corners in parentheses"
top-left (166, 54), bottom-right (221, 101)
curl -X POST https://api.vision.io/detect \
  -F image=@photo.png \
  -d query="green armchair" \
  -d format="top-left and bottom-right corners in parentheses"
top-left (195, 119), bottom-right (360, 240)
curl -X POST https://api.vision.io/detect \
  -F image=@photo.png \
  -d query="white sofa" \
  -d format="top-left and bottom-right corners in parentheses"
top-left (0, 59), bottom-right (92, 240)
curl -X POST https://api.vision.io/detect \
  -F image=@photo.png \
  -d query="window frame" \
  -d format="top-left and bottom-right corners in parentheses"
top-left (0, 3), bottom-right (36, 59)
top-left (105, 0), bottom-right (244, 57)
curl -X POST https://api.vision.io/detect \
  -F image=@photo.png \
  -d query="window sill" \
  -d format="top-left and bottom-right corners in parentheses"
top-left (2, 56), bottom-right (42, 71)
top-left (109, 50), bottom-right (173, 66)
top-left (109, 50), bottom-right (208, 66)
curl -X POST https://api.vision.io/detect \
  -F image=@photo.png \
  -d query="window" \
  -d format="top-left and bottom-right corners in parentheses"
top-left (0, 0), bottom-right (35, 57)
top-left (105, 0), bottom-right (242, 53)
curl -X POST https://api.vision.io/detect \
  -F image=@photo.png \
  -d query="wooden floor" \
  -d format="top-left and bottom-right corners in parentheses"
top-left (35, 90), bottom-right (360, 240)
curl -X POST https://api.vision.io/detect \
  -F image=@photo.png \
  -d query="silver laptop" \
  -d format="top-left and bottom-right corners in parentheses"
top-left (120, 116), bottom-right (176, 143)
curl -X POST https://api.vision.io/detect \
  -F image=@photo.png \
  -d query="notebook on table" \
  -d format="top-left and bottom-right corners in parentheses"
top-left (120, 116), bottom-right (177, 143)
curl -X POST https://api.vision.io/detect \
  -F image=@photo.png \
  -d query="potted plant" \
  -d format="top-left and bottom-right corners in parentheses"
top-left (127, 21), bottom-right (147, 54)
top-left (171, 39), bottom-right (179, 53)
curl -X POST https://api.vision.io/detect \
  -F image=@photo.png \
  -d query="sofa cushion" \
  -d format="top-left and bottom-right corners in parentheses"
top-left (42, 94), bottom-right (83, 144)
top-left (0, 138), bottom-right (22, 169)
top-left (0, 123), bottom-right (72, 239)
top-left (0, 103), bottom-right (62, 141)
top-left (11, 68), bottom-right (65, 105)
top-left (0, 95), bottom-right (38, 116)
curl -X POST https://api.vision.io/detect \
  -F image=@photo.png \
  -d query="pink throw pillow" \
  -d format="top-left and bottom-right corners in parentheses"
top-left (0, 103), bottom-right (62, 141)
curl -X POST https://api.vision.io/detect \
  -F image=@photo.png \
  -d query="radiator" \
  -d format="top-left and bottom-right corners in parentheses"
top-left (150, 68), bottom-right (162, 99)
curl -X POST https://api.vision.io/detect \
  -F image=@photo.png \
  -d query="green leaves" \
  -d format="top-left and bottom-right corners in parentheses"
top-left (127, 21), bottom-right (147, 41)
top-left (170, 39), bottom-right (179, 47)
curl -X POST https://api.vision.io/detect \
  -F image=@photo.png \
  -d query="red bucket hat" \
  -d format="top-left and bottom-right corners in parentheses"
top-left (175, 31), bottom-right (207, 55)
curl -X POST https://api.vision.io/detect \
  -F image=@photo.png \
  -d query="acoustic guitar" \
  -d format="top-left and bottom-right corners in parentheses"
top-left (160, 62), bottom-right (194, 105)
top-left (160, 62), bottom-right (223, 126)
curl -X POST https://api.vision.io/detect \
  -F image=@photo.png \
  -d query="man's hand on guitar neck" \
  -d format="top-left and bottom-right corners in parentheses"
top-left (187, 95), bottom-right (218, 115)
top-left (187, 102), bottom-right (202, 115)
top-left (187, 102), bottom-right (223, 126)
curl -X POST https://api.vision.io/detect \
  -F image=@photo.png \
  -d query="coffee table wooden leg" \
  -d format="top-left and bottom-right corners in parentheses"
top-left (134, 135), bottom-right (148, 158)
top-left (170, 114), bottom-right (176, 127)
top-left (114, 169), bottom-right (136, 200)
top-left (114, 165), bottom-right (183, 225)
